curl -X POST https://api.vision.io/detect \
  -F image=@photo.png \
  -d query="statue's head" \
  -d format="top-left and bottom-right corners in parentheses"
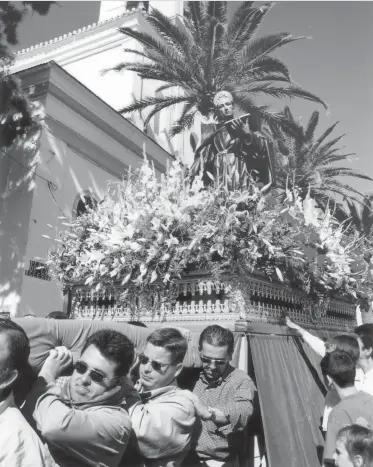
top-left (213, 91), bottom-right (234, 121)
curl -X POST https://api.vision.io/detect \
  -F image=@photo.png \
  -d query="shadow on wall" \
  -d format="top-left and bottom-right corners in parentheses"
top-left (0, 125), bottom-right (41, 317)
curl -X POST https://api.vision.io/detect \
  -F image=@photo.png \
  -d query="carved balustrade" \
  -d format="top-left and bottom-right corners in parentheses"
top-left (69, 271), bottom-right (356, 331)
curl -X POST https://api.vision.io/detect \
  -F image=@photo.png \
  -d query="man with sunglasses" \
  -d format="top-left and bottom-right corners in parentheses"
top-left (182, 325), bottom-right (256, 467)
top-left (127, 327), bottom-right (196, 466)
top-left (23, 329), bottom-right (139, 467)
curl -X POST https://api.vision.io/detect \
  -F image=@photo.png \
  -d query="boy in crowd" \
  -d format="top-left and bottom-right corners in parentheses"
top-left (321, 350), bottom-right (373, 465)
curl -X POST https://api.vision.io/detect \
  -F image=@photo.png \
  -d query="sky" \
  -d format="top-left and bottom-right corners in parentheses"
top-left (12, 1), bottom-right (373, 196)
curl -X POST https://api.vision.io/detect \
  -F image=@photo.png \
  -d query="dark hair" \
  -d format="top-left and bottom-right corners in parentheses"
top-left (46, 311), bottom-right (68, 320)
top-left (337, 424), bottom-right (373, 466)
top-left (199, 325), bottom-right (234, 355)
top-left (146, 328), bottom-right (187, 364)
top-left (320, 350), bottom-right (356, 388)
top-left (355, 324), bottom-right (373, 353)
top-left (82, 330), bottom-right (134, 377)
top-left (0, 319), bottom-right (30, 390)
top-left (127, 320), bottom-right (147, 328)
top-left (326, 334), bottom-right (360, 363)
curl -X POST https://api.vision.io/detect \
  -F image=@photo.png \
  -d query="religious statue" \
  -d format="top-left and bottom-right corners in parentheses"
top-left (190, 91), bottom-right (273, 190)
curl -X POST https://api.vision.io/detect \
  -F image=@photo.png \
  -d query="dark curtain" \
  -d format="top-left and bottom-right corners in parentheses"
top-left (249, 334), bottom-right (326, 467)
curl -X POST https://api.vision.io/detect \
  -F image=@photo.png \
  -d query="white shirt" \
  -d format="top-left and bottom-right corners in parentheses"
top-left (361, 367), bottom-right (373, 396)
top-left (0, 392), bottom-right (56, 467)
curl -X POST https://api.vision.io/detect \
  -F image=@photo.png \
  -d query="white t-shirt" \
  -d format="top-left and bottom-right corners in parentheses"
top-left (361, 367), bottom-right (373, 396)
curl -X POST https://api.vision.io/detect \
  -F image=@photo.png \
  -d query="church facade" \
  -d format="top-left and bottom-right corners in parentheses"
top-left (0, 1), bottom-right (195, 317)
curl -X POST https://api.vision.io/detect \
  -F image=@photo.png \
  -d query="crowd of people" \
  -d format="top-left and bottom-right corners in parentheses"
top-left (0, 320), bottom-right (255, 467)
top-left (0, 315), bottom-right (373, 467)
top-left (287, 318), bottom-right (373, 467)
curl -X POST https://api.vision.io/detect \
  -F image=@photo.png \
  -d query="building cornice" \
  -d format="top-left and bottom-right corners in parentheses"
top-left (46, 117), bottom-right (129, 179)
top-left (12, 9), bottom-right (144, 74)
top-left (18, 62), bottom-right (172, 174)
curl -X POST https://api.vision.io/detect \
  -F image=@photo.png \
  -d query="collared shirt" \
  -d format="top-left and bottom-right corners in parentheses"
top-left (22, 378), bottom-right (133, 467)
top-left (129, 384), bottom-right (196, 466)
top-left (192, 366), bottom-right (256, 461)
top-left (0, 392), bottom-right (56, 467)
top-left (361, 367), bottom-right (373, 396)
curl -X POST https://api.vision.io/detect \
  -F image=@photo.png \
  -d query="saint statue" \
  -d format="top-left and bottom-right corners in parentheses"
top-left (190, 91), bottom-right (272, 190)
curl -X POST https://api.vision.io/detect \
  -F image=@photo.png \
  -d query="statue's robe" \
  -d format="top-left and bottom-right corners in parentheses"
top-left (190, 121), bottom-right (271, 190)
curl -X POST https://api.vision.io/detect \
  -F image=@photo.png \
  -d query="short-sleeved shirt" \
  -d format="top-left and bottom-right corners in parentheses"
top-left (324, 391), bottom-right (373, 461)
top-left (191, 366), bottom-right (256, 461)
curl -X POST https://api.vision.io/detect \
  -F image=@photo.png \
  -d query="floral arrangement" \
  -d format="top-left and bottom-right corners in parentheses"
top-left (46, 157), bottom-right (373, 309)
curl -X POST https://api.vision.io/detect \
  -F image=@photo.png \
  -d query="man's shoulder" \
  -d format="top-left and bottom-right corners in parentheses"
top-left (227, 367), bottom-right (255, 386)
top-left (338, 391), bottom-right (373, 406)
top-left (330, 391), bottom-right (373, 420)
top-left (0, 406), bottom-right (42, 445)
top-left (85, 404), bottom-right (132, 431)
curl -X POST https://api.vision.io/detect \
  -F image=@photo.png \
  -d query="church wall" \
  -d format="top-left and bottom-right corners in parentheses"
top-left (45, 92), bottom-right (147, 172)
top-left (0, 132), bottom-right (41, 317)
top-left (20, 128), bottom-right (125, 317)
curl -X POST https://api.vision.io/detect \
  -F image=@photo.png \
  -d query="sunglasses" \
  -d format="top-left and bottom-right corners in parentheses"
top-left (138, 353), bottom-right (173, 371)
top-left (200, 355), bottom-right (228, 366)
top-left (74, 361), bottom-right (108, 384)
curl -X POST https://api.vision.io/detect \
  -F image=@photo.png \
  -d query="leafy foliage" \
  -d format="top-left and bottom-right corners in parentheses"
top-left (270, 106), bottom-right (373, 206)
top-left (109, 1), bottom-right (327, 136)
top-left (47, 158), bottom-right (373, 308)
top-left (0, 2), bottom-right (54, 146)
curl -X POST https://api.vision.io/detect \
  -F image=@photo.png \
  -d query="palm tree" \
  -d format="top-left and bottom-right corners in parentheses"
top-left (270, 106), bottom-right (372, 206)
top-left (335, 194), bottom-right (373, 237)
top-left (109, 1), bottom-right (327, 137)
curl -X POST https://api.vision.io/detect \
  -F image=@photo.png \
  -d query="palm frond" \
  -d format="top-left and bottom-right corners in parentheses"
top-left (169, 100), bottom-right (198, 137)
top-left (119, 95), bottom-right (189, 116)
top-left (323, 167), bottom-right (373, 182)
top-left (207, 1), bottom-right (227, 24)
top-left (227, 2), bottom-right (271, 51)
top-left (319, 134), bottom-right (346, 153)
top-left (146, 8), bottom-right (195, 62)
top-left (312, 121), bottom-right (339, 151)
top-left (323, 180), bottom-right (365, 199)
top-left (233, 83), bottom-right (327, 109)
top-left (142, 95), bottom-right (193, 129)
top-left (184, 1), bottom-right (208, 45)
top-left (238, 33), bottom-right (307, 67)
top-left (304, 111), bottom-right (319, 141)
top-left (234, 56), bottom-right (291, 82)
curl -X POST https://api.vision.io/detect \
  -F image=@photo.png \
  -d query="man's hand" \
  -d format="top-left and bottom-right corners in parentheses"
top-left (39, 346), bottom-right (73, 383)
top-left (178, 390), bottom-right (212, 421)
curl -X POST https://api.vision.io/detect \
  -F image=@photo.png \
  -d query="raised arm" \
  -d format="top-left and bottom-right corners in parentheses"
top-left (286, 317), bottom-right (326, 357)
